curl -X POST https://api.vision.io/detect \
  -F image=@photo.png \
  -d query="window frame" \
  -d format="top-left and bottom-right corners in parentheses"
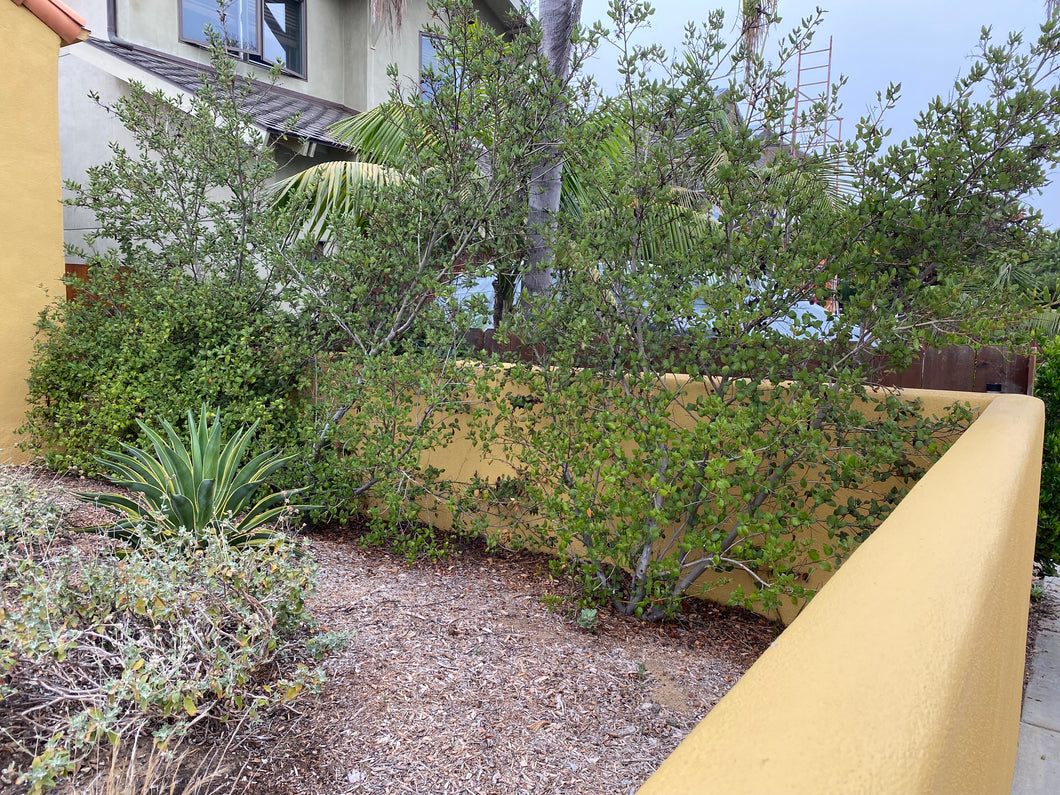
top-left (178, 0), bottom-right (307, 80)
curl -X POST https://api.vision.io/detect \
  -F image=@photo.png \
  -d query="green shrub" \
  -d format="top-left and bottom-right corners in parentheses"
top-left (483, 360), bottom-right (972, 619)
top-left (300, 352), bottom-right (473, 554)
top-left (1035, 336), bottom-right (1060, 574)
top-left (471, 0), bottom-right (1038, 618)
top-left (76, 406), bottom-right (311, 548)
top-left (20, 37), bottom-right (478, 538)
top-left (20, 43), bottom-right (311, 477)
top-left (0, 473), bottom-right (338, 794)
top-left (23, 273), bottom-right (310, 477)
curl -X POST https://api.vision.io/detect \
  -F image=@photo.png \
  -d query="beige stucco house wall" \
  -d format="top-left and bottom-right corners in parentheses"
top-left (0, 0), bottom-right (88, 461)
top-left (58, 0), bottom-right (520, 262)
top-left (74, 1), bottom-right (512, 109)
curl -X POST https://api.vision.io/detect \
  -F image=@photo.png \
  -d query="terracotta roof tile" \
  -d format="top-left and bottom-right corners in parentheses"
top-left (11, 0), bottom-right (89, 46)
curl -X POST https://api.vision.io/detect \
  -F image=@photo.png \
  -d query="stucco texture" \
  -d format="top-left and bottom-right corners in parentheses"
top-left (0, 0), bottom-right (66, 461)
top-left (636, 393), bottom-right (1044, 794)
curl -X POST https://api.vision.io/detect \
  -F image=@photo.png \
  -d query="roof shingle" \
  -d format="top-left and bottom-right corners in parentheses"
top-left (87, 38), bottom-right (358, 149)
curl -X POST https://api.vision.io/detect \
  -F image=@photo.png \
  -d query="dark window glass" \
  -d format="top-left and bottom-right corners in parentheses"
top-left (255, 1), bottom-right (305, 75)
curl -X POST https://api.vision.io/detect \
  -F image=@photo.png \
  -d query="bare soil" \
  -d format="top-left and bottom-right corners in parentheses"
top-left (14, 469), bottom-right (780, 795)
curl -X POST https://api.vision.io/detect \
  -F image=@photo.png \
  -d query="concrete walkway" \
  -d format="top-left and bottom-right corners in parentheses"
top-left (1012, 577), bottom-right (1060, 794)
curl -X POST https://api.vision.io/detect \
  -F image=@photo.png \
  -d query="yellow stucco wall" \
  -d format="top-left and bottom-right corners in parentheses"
top-left (637, 393), bottom-right (1043, 794)
top-left (0, 1), bottom-right (66, 463)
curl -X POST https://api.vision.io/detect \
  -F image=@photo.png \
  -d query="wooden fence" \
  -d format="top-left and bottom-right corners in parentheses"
top-left (465, 328), bottom-right (1037, 397)
top-left (878, 345), bottom-right (1036, 396)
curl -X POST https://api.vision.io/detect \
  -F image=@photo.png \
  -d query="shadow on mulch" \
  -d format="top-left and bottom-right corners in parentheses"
top-left (305, 517), bottom-right (783, 658)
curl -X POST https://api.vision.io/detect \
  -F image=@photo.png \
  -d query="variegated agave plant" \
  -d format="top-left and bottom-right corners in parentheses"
top-left (76, 406), bottom-right (312, 548)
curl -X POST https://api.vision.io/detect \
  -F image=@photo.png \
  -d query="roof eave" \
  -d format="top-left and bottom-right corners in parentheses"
top-left (480, 0), bottom-right (530, 31)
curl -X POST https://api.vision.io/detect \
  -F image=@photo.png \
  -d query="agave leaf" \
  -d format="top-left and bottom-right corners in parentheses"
top-left (215, 423), bottom-right (260, 498)
top-left (140, 421), bottom-right (194, 499)
top-left (99, 447), bottom-right (169, 494)
top-left (72, 522), bottom-right (148, 547)
top-left (237, 452), bottom-right (294, 486)
top-left (185, 407), bottom-right (204, 477)
top-left (224, 464), bottom-right (293, 514)
top-left (197, 406), bottom-right (224, 481)
top-left (73, 492), bottom-right (151, 523)
top-left (225, 526), bottom-right (283, 548)
top-left (196, 479), bottom-right (216, 528)
top-left (93, 473), bottom-right (168, 510)
top-left (219, 449), bottom-right (292, 511)
top-left (167, 493), bottom-right (196, 532)
top-left (222, 479), bottom-right (268, 516)
top-left (153, 417), bottom-right (190, 472)
top-left (236, 488), bottom-right (313, 533)
top-left (78, 404), bottom-right (303, 549)
top-left (235, 505), bottom-right (287, 534)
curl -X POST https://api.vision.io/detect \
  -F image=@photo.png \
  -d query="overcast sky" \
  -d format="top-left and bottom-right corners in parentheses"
top-left (578, 0), bottom-right (1059, 228)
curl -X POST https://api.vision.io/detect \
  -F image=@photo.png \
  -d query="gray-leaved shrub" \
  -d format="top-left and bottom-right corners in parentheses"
top-left (0, 472), bottom-right (340, 794)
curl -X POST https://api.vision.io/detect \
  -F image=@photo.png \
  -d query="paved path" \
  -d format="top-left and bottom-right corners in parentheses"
top-left (1012, 577), bottom-right (1060, 794)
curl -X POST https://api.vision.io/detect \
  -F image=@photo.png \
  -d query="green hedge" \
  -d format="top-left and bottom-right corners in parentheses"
top-left (1036, 337), bottom-right (1060, 574)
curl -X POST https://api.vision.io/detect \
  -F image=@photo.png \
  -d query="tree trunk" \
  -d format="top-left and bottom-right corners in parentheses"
top-left (521, 0), bottom-right (582, 308)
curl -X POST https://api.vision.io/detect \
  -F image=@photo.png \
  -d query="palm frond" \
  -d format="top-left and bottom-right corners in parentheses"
top-left (272, 160), bottom-right (399, 239)
top-left (328, 105), bottom-right (412, 166)
top-left (1029, 310), bottom-right (1060, 335)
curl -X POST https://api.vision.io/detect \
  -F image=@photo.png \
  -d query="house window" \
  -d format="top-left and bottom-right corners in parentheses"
top-left (420, 32), bottom-right (441, 99)
top-left (180, 1), bottom-right (305, 78)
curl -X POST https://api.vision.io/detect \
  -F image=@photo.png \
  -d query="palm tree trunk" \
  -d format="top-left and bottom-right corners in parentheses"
top-left (521, 0), bottom-right (582, 308)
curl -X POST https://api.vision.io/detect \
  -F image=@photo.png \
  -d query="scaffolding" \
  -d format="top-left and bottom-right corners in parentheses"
top-left (790, 36), bottom-right (843, 155)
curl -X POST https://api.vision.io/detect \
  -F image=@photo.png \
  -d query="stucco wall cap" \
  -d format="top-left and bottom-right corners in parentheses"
top-left (10, 0), bottom-right (89, 46)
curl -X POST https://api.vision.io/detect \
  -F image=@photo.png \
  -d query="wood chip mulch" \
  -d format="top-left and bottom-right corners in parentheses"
top-left (17, 467), bottom-right (1059, 795)
top-left (17, 468), bottom-right (781, 795)
top-left (236, 532), bottom-right (777, 795)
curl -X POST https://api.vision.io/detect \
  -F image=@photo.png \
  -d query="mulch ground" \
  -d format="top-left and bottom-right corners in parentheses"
top-left (229, 532), bottom-right (778, 795)
top-left (9, 468), bottom-right (780, 795)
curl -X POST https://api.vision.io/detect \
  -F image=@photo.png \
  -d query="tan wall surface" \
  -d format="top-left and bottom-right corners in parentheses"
top-left (427, 377), bottom-right (997, 494)
top-left (636, 393), bottom-right (1043, 794)
top-left (0, 1), bottom-right (66, 462)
